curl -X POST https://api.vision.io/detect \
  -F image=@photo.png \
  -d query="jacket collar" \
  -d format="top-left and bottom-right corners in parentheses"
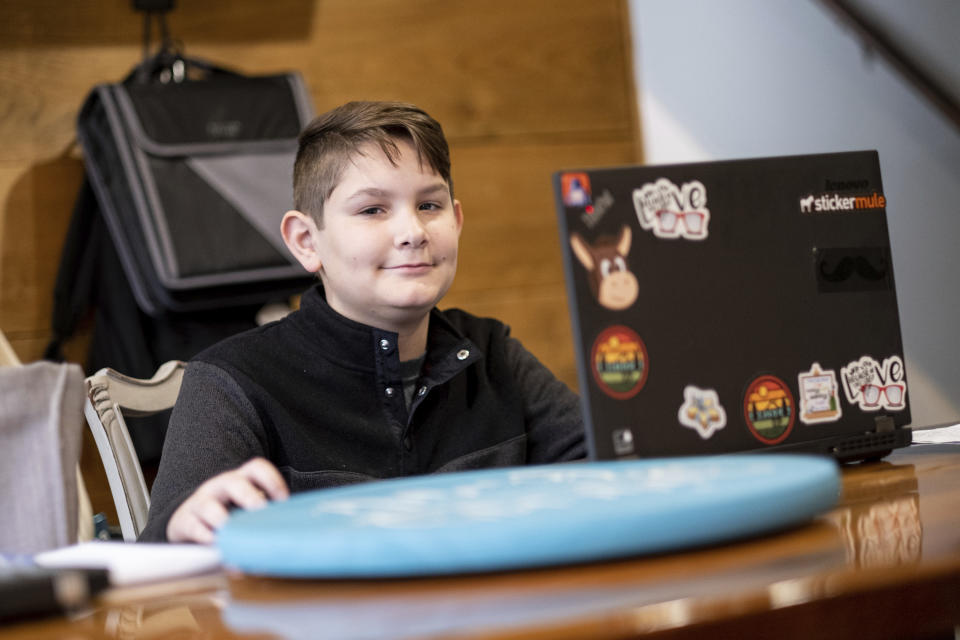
top-left (289, 285), bottom-right (481, 381)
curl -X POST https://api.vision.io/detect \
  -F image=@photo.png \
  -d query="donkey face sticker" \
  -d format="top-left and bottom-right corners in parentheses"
top-left (570, 225), bottom-right (639, 311)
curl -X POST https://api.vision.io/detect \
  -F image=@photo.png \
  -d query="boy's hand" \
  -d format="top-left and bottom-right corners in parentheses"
top-left (166, 457), bottom-right (289, 544)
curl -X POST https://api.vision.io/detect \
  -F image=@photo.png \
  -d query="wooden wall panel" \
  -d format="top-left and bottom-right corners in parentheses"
top-left (0, 48), bottom-right (135, 161)
top-left (0, 155), bottom-right (84, 334)
top-left (299, 0), bottom-right (635, 140)
top-left (0, 0), bottom-right (315, 45)
top-left (1, 0), bottom-right (640, 515)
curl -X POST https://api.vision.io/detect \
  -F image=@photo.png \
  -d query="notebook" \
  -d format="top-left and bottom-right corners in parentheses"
top-left (554, 150), bottom-right (911, 462)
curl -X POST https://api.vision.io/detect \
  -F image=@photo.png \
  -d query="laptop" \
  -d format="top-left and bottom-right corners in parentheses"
top-left (553, 150), bottom-right (912, 463)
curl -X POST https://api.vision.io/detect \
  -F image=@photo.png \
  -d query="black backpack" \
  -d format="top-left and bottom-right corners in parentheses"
top-left (46, 53), bottom-right (315, 465)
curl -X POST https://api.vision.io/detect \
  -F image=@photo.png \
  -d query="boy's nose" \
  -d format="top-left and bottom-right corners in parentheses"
top-left (395, 208), bottom-right (428, 247)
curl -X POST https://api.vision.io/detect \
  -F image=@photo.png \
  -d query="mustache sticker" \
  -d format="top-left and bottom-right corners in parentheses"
top-left (815, 247), bottom-right (892, 292)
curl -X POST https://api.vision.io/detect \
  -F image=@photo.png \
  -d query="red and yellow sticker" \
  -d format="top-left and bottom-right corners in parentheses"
top-left (743, 375), bottom-right (795, 445)
top-left (591, 326), bottom-right (649, 399)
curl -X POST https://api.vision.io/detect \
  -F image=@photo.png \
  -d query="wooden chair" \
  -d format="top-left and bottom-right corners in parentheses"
top-left (84, 361), bottom-right (185, 541)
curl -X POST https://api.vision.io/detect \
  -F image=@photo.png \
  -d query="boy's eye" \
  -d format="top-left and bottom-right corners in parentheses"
top-left (418, 202), bottom-right (441, 211)
top-left (359, 206), bottom-right (384, 215)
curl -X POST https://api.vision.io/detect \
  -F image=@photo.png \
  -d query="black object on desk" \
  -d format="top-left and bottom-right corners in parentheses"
top-left (0, 564), bottom-right (109, 623)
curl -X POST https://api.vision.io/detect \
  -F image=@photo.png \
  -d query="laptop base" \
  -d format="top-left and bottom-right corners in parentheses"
top-left (756, 428), bottom-right (913, 464)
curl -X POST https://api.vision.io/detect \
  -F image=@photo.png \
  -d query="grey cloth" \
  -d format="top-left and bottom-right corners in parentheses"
top-left (0, 362), bottom-right (85, 554)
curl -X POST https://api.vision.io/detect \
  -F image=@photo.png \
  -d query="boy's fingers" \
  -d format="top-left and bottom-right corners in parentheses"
top-left (168, 501), bottom-right (218, 544)
top-left (221, 478), bottom-right (269, 511)
top-left (240, 457), bottom-right (290, 501)
top-left (184, 516), bottom-right (215, 545)
top-left (167, 459), bottom-right (289, 544)
top-left (196, 497), bottom-right (230, 530)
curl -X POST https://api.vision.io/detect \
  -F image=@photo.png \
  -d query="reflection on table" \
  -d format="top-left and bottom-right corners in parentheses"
top-left (829, 461), bottom-right (922, 568)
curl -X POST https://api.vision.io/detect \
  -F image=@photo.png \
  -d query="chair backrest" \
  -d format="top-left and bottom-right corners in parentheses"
top-left (84, 360), bottom-right (185, 541)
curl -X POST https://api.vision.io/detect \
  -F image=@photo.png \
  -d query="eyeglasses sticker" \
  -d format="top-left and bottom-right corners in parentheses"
top-left (743, 375), bottom-right (795, 445)
top-left (590, 325), bottom-right (649, 400)
top-left (840, 355), bottom-right (907, 412)
top-left (570, 226), bottom-right (639, 311)
top-left (677, 385), bottom-right (727, 440)
top-left (797, 363), bottom-right (843, 425)
top-left (632, 177), bottom-right (710, 240)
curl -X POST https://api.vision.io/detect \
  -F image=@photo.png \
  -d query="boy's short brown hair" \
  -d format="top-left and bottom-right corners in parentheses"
top-left (293, 101), bottom-right (453, 225)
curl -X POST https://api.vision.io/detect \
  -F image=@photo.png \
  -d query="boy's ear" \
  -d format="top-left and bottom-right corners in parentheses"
top-left (453, 199), bottom-right (464, 234)
top-left (281, 210), bottom-right (323, 273)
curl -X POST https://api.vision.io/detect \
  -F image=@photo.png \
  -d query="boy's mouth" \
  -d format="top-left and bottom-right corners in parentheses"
top-left (384, 262), bottom-right (433, 272)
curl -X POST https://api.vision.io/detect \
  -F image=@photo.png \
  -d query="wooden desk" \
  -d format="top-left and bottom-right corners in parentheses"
top-left (5, 445), bottom-right (960, 639)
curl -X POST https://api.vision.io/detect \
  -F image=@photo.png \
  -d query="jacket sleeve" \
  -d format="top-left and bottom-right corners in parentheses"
top-left (138, 360), bottom-right (269, 542)
top-left (504, 335), bottom-right (587, 463)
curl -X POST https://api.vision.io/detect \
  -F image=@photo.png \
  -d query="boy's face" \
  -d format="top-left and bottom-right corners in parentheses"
top-left (294, 139), bottom-right (462, 331)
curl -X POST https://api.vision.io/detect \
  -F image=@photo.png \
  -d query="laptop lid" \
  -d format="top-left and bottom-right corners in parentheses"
top-left (554, 150), bottom-right (911, 462)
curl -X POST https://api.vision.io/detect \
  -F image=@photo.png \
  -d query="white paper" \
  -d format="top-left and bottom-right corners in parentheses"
top-left (912, 422), bottom-right (960, 444)
top-left (34, 541), bottom-right (221, 586)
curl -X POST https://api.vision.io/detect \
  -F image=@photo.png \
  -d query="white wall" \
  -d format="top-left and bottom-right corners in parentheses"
top-left (629, 0), bottom-right (960, 428)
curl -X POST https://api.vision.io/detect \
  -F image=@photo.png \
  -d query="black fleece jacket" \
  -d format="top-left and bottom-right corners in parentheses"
top-left (140, 286), bottom-right (585, 541)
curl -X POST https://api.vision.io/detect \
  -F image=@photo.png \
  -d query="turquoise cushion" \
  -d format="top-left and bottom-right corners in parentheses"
top-left (216, 454), bottom-right (839, 577)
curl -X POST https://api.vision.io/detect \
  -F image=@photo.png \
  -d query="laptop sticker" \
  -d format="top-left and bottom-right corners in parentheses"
top-left (582, 189), bottom-right (615, 228)
top-left (570, 226), bottom-right (639, 311)
top-left (814, 247), bottom-right (892, 294)
top-left (632, 177), bottom-right (710, 240)
top-left (743, 375), bottom-right (795, 445)
top-left (560, 172), bottom-right (616, 228)
top-left (591, 326), bottom-right (649, 399)
top-left (560, 172), bottom-right (592, 208)
top-left (611, 428), bottom-right (636, 456)
top-left (797, 363), bottom-right (843, 425)
top-left (840, 355), bottom-right (907, 412)
top-left (798, 190), bottom-right (886, 213)
top-left (678, 385), bottom-right (727, 440)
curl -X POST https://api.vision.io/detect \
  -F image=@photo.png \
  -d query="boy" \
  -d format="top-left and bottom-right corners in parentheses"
top-left (140, 101), bottom-right (585, 543)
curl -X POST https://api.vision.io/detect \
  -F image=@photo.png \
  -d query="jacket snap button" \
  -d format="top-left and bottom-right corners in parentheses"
top-left (379, 339), bottom-right (390, 351)
top-left (385, 387), bottom-right (395, 398)
top-left (456, 349), bottom-right (470, 360)
top-left (417, 385), bottom-right (427, 397)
